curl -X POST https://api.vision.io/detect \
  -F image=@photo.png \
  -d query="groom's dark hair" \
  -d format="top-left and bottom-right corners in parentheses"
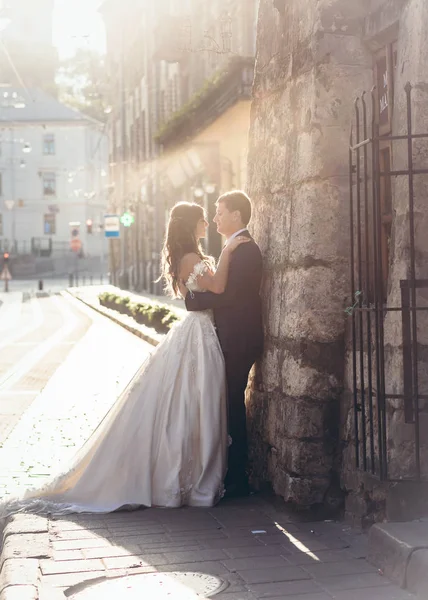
top-left (216, 190), bottom-right (252, 226)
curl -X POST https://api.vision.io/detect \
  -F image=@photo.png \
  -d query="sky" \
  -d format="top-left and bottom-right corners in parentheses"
top-left (53, 0), bottom-right (106, 58)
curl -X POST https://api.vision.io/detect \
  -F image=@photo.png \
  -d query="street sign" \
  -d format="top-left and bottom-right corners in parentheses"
top-left (70, 238), bottom-right (82, 253)
top-left (104, 214), bottom-right (120, 238)
top-left (0, 266), bottom-right (11, 281)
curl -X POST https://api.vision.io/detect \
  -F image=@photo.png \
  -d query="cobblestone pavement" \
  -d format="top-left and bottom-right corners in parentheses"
top-left (2, 500), bottom-right (416, 600)
top-left (0, 292), bottom-right (417, 600)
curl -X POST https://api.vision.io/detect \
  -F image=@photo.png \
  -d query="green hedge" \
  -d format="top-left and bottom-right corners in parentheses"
top-left (98, 292), bottom-right (180, 334)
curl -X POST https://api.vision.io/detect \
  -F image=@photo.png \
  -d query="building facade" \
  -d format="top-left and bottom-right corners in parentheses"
top-left (100, 0), bottom-right (258, 291)
top-left (0, 87), bottom-right (108, 265)
top-left (248, 0), bottom-right (428, 524)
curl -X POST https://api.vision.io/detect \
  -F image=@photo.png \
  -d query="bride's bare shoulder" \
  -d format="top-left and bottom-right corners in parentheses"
top-left (179, 253), bottom-right (204, 280)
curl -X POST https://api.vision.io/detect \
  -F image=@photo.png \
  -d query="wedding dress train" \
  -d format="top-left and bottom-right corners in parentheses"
top-left (0, 261), bottom-right (227, 515)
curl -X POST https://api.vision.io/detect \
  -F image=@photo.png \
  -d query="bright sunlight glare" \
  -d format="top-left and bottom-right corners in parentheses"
top-left (274, 522), bottom-right (321, 562)
top-left (53, 0), bottom-right (106, 58)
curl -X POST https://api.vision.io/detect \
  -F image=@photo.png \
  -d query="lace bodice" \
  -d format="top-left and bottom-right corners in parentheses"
top-left (185, 261), bottom-right (209, 293)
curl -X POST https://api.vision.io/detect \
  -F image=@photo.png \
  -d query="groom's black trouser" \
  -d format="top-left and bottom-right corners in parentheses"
top-left (223, 351), bottom-right (256, 486)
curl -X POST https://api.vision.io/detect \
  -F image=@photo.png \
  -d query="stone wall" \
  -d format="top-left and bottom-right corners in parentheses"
top-left (340, 0), bottom-right (428, 525)
top-left (247, 0), bottom-right (373, 509)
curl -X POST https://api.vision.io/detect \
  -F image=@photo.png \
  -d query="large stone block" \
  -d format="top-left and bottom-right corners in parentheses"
top-left (288, 177), bottom-right (350, 264)
top-left (280, 350), bottom-right (341, 400)
top-left (276, 266), bottom-right (347, 344)
top-left (277, 472), bottom-right (331, 506)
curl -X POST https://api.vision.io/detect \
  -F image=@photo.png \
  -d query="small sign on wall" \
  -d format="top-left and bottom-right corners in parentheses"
top-left (104, 214), bottom-right (120, 238)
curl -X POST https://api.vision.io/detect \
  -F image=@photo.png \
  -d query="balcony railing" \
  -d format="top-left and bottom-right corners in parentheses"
top-left (155, 56), bottom-right (254, 148)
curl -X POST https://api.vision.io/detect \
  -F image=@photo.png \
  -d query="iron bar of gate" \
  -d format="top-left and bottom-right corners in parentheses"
top-left (370, 87), bottom-right (386, 479)
top-left (349, 124), bottom-right (359, 469)
top-left (405, 82), bottom-right (421, 479)
top-left (375, 106), bottom-right (388, 480)
top-left (355, 98), bottom-right (367, 470)
top-left (401, 280), bottom-right (414, 423)
top-left (362, 92), bottom-right (375, 473)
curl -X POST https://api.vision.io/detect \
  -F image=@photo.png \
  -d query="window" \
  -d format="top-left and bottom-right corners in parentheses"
top-left (0, 173), bottom-right (2, 196)
top-left (43, 213), bottom-right (56, 235)
top-left (373, 42), bottom-right (397, 299)
top-left (43, 134), bottom-right (55, 155)
top-left (43, 172), bottom-right (56, 196)
top-left (374, 43), bottom-right (397, 136)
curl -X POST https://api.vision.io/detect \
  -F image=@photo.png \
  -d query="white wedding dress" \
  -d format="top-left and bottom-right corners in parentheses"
top-left (0, 262), bottom-right (227, 515)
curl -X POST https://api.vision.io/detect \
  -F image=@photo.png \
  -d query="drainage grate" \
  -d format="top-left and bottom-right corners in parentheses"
top-left (67, 572), bottom-right (228, 599)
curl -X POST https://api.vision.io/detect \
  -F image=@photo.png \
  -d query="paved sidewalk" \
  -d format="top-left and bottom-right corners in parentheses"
top-left (1, 497), bottom-right (416, 600)
top-left (0, 291), bottom-right (418, 600)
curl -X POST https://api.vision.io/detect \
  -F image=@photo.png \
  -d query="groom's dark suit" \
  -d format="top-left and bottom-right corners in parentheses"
top-left (185, 230), bottom-right (263, 488)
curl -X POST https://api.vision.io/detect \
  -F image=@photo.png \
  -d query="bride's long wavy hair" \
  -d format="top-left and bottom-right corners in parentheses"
top-left (160, 202), bottom-right (211, 298)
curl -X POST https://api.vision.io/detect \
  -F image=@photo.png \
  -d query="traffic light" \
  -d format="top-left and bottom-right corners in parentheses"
top-left (3, 252), bottom-right (9, 264)
top-left (86, 219), bottom-right (93, 234)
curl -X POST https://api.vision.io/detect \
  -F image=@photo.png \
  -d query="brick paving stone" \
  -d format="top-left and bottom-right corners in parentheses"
top-left (160, 560), bottom-right (232, 575)
top-left (277, 537), bottom-right (351, 553)
top-left (161, 549), bottom-right (228, 563)
top-left (81, 545), bottom-right (142, 560)
top-left (248, 578), bottom-right (323, 598)
top-left (51, 538), bottom-right (112, 551)
top-left (136, 542), bottom-right (204, 553)
top-left (42, 571), bottom-right (110, 589)
top-left (201, 538), bottom-right (265, 549)
top-left (238, 565), bottom-right (311, 584)
top-left (107, 534), bottom-right (171, 545)
top-left (222, 556), bottom-right (290, 572)
top-left (50, 529), bottom-right (110, 541)
top-left (302, 559), bottom-right (377, 578)
top-left (223, 545), bottom-right (289, 559)
top-left (101, 554), bottom-right (170, 569)
top-left (52, 550), bottom-right (86, 562)
top-left (40, 558), bottom-right (105, 575)
top-left (315, 572), bottom-right (391, 593)
top-left (286, 548), bottom-right (356, 565)
top-left (332, 585), bottom-right (416, 599)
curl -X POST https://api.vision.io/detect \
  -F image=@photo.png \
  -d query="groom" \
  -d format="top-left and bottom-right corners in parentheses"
top-left (185, 190), bottom-right (263, 497)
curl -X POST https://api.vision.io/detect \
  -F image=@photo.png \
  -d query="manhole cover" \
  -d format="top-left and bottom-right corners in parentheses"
top-left (68, 572), bottom-right (227, 599)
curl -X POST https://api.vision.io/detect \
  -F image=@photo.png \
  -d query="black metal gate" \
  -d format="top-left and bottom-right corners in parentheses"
top-left (348, 83), bottom-right (428, 482)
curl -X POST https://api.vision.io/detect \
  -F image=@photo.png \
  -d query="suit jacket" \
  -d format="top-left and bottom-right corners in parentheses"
top-left (185, 230), bottom-right (263, 357)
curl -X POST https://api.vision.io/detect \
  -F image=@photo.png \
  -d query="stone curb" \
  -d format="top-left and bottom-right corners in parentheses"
top-left (368, 521), bottom-right (428, 594)
top-left (0, 515), bottom-right (51, 600)
top-left (406, 548), bottom-right (428, 598)
top-left (63, 290), bottom-right (161, 348)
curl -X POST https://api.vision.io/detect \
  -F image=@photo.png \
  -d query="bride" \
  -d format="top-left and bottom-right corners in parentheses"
top-left (0, 201), bottom-right (248, 515)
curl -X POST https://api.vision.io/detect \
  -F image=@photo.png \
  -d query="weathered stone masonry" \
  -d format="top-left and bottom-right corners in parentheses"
top-left (247, 0), bottom-right (428, 522)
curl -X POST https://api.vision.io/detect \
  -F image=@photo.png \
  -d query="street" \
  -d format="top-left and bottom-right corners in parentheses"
top-left (0, 288), bottom-right (152, 499)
